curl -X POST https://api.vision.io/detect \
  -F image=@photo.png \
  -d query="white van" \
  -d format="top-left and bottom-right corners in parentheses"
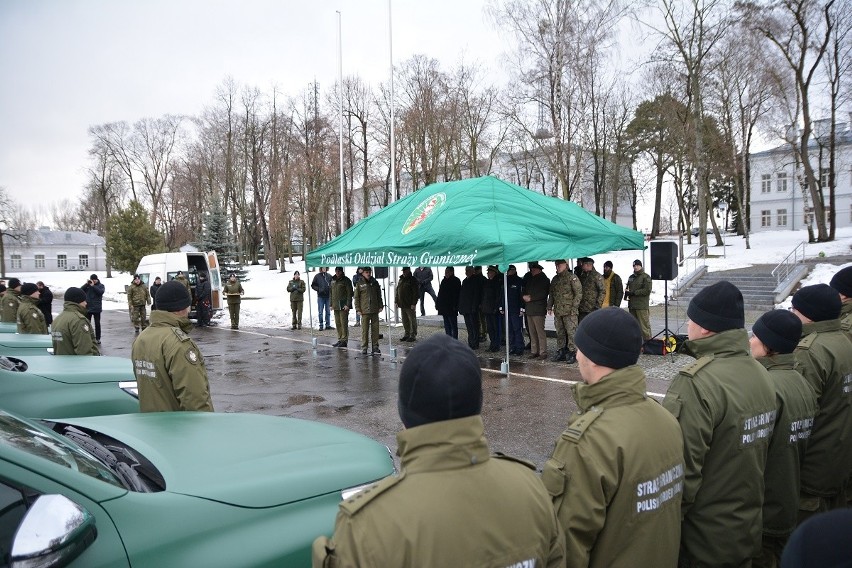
top-left (134, 251), bottom-right (223, 319)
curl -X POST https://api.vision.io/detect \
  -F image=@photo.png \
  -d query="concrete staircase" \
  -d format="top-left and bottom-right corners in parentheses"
top-left (674, 265), bottom-right (780, 312)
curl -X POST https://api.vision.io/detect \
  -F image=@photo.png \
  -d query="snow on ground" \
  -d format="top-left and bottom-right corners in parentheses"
top-left (9, 226), bottom-right (852, 325)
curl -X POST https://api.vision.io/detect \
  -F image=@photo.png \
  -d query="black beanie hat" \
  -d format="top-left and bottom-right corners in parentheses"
top-left (89, 274), bottom-right (98, 281)
top-left (20, 283), bottom-right (38, 296)
top-left (398, 334), bottom-right (482, 428)
top-left (792, 284), bottom-right (842, 322)
top-left (64, 287), bottom-right (87, 304)
top-left (155, 280), bottom-right (191, 312)
top-left (752, 310), bottom-right (802, 354)
top-left (829, 266), bottom-right (852, 297)
top-left (687, 281), bottom-right (744, 332)
top-left (574, 307), bottom-right (642, 369)
top-left (8, 278), bottom-right (21, 289)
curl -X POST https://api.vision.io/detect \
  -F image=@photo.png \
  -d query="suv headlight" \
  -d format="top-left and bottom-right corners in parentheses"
top-left (119, 381), bottom-right (138, 398)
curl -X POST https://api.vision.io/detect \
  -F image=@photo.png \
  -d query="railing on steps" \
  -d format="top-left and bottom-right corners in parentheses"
top-left (679, 244), bottom-right (707, 273)
top-left (771, 242), bottom-right (806, 286)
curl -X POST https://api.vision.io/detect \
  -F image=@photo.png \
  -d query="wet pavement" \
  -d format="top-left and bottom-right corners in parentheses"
top-left (98, 306), bottom-right (720, 468)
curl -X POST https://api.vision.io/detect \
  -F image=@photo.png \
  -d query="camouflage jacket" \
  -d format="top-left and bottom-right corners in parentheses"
top-left (547, 270), bottom-right (582, 316)
top-left (578, 269), bottom-right (605, 313)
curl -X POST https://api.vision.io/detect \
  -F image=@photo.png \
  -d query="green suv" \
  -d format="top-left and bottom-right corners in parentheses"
top-left (0, 410), bottom-right (395, 567)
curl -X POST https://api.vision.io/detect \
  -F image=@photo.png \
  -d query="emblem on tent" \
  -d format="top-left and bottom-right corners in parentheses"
top-left (402, 192), bottom-right (446, 235)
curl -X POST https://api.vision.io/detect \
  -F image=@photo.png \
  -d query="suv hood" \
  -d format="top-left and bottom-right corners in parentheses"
top-left (20, 356), bottom-right (134, 384)
top-left (61, 412), bottom-right (393, 508)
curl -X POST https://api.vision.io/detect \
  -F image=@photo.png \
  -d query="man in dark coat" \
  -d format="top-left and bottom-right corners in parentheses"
top-left (436, 267), bottom-right (462, 338)
top-left (36, 281), bottom-right (53, 327)
top-left (413, 266), bottom-right (438, 316)
top-left (195, 272), bottom-right (212, 327)
top-left (81, 273), bottom-right (105, 344)
top-left (481, 266), bottom-right (504, 352)
top-left (458, 266), bottom-right (483, 350)
top-left (505, 265), bottom-right (525, 355)
top-left (150, 276), bottom-right (162, 310)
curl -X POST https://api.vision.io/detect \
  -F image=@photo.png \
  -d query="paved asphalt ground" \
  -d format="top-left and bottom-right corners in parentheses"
top-left (98, 301), bottom-right (761, 469)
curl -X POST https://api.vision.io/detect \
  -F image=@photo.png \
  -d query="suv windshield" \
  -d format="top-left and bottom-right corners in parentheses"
top-left (0, 411), bottom-right (123, 488)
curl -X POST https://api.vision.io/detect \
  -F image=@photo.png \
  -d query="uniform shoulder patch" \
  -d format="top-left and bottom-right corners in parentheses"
top-left (680, 355), bottom-right (715, 377)
top-left (184, 347), bottom-right (201, 365)
top-left (797, 333), bottom-right (817, 350)
top-left (339, 473), bottom-right (405, 517)
top-left (172, 327), bottom-right (191, 342)
top-left (493, 452), bottom-right (536, 471)
top-left (562, 406), bottom-right (604, 443)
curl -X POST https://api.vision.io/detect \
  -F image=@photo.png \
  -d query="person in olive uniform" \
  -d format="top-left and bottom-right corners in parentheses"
top-left (330, 267), bottom-right (354, 348)
top-left (1, 278), bottom-right (21, 323)
top-left (790, 284), bottom-right (852, 518)
top-left (662, 281), bottom-right (776, 567)
top-left (625, 259), bottom-right (652, 340)
top-left (287, 271), bottom-right (306, 329)
top-left (51, 287), bottom-right (100, 356)
top-left (223, 273), bottom-right (245, 329)
top-left (174, 270), bottom-right (191, 295)
top-left (601, 260), bottom-right (624, 307)
top-left (127, 274), bottom-right (151, 332)
top-left (395, 267), bottom-right (419, 342)
top-left (547, 259), bottom-right (582, 363)
top-left (748, 310), bottom-right (818, 568)
top-left (577, 258), bottom-right (605, 323)
top-left (829, 265), bottom-right (852, 341)
top-left (523, 262), bottom-right (551, 359)
top-left (312, 334), bottom-right (566, 567)
top-left (544, 308), bottom-right (684, 568)
top-left (17, 283), bottom-right (48, 334)
top-left (132, 280), bottom-right (213, 413)
top-left (354, 266), bottom-right (383, 355)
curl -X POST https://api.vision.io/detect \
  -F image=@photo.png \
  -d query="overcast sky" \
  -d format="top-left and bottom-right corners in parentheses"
top-left (0, 0), bottom-right (507, 213)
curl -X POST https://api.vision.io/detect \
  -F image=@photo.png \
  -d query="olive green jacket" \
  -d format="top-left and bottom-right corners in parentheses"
top-left (662, 329), bottom-right (776, 566)
top-left (331, 274), bottom-right (354, 311)
top-left (626, 270), bottom-right (652, 310)
top-left (131, 310), bottom-right (214, 413)
top-left (1, 290), bottom-right (20, 322)
top-left (223, 281), bottom-right (244, 304)
top-left (127, 281), bottom-right (151, 307)
top-left (795, 318), bottom-right (852, 497)
top-left (840, 300), bottom-right (851, 342)
top-left (287, 278), bottom-right (306, 302)
top-left (353, 278), bottom-right (383, 315)
top-left (174, 274), bottom-right (191, 294)
top-left (17, 295), bottom-right (48, 334)
top-left (578, 269), bottom-right (605, 313)
top-left (543, 365), bottom-right (684, 568)
top-left (395, 274), bottom-right (418, 308)
top-left (758, 354), bottom-right (818, 536)
top-left (51, 302), bottom-right (100, 356)
top-left (547, 270), bottom-right (582, 316)
top-left (313, 415), bottom-right (566, 568)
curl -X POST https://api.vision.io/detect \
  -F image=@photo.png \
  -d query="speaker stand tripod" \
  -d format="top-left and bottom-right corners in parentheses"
top-left (650, 279), bottom-right (678, 358)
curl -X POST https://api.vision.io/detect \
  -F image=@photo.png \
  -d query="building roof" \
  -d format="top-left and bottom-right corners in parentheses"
top-left (2, 228), bottom-right (105, 247)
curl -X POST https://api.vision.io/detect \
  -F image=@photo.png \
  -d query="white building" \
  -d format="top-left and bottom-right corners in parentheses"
top-left (749, 120), bottom-right (852, 232)
top-left (2, 227), bottom-right (107, 273)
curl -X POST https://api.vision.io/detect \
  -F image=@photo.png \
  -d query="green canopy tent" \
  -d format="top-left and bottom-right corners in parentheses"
top-left (306, 176), bottom-right (643, 269)
top-left (305, 176), bottom-right (645, 371)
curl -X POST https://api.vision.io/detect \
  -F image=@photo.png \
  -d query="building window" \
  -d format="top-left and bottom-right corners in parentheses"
top-left (820, 168), bottom-right (829, 189)
top-left (761, 210), bottom-right (771, 227)
top-left (761, 174), bottom-right (771, 193)
top-left (57, 254), bottom-right (67, 269)
top-left (777, 172), bottom-right (788, 192)
top-left (777, 209), bottom-right (788, 227)
top-left (78, 255), bottom-right (89, 268)
top-left (10, 255), bottom-right (21, 269)
top-left (34, 254), bottom-right (45, 269)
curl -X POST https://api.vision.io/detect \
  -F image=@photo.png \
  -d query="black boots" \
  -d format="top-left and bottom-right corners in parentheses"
top-left (552, 348), bottom-right (567, 362)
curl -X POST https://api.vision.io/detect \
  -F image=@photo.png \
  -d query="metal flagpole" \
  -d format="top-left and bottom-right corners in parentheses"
top-left (337, 11), bottom-right (345, 231)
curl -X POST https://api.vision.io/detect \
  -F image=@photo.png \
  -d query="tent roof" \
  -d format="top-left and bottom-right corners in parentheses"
top-left (306, 176), bottom-right (644, 269)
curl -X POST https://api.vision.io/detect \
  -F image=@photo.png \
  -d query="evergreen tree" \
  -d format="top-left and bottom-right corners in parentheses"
top-left (105, 200), bottom-right (163, 273)
top-left (196, 194), bottom-right (249, 282)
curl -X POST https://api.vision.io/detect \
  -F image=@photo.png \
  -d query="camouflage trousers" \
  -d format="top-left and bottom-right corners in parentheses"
top-left (554, 313), bottom-right (578, 351)
top-left (130, 304), bottom-right (147, 330)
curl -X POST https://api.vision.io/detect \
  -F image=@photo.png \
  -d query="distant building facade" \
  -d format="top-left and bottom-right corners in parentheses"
top-left (2, 227), bottom-right (106, 273)
top-left (749, 119), bottom-right (852, 233)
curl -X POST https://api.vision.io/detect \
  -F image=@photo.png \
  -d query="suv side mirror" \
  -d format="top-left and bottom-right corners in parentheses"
top-left (11, 494), bottom-right (96, 567)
